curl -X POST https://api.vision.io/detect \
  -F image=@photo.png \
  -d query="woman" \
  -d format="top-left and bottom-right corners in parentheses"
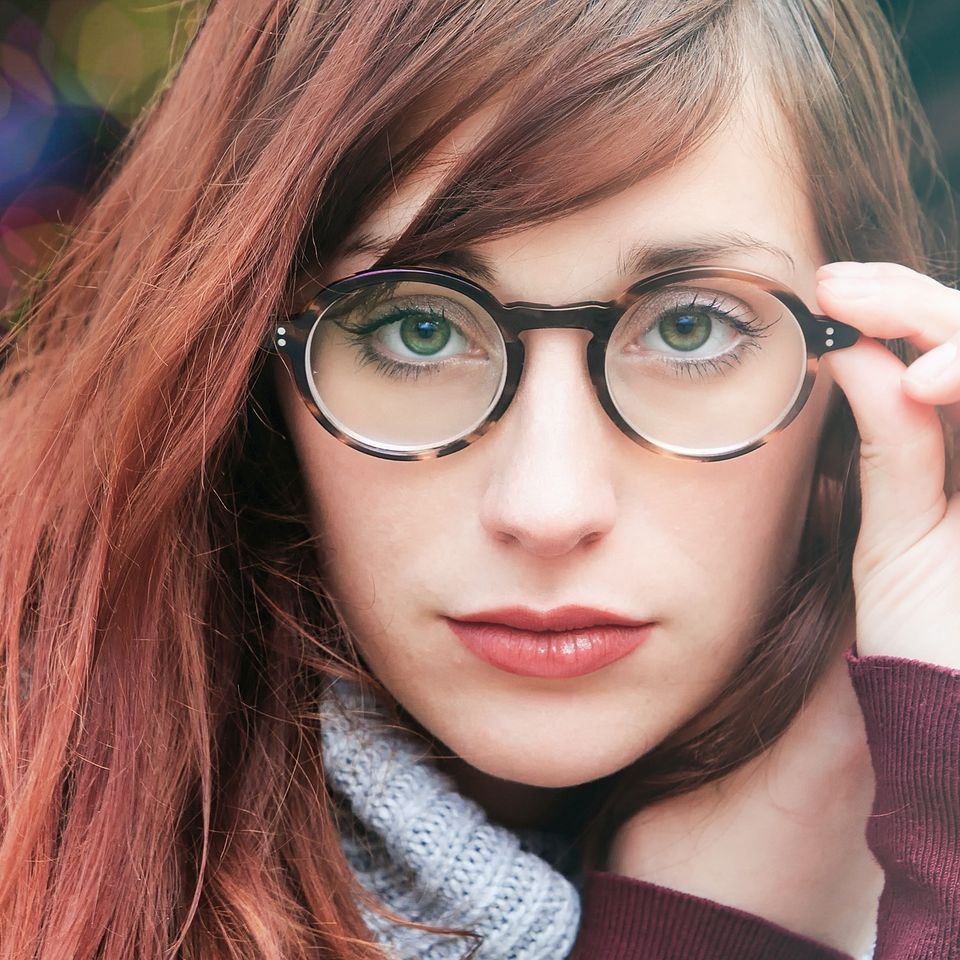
top-left (0, 0), bottom-right (957, 958)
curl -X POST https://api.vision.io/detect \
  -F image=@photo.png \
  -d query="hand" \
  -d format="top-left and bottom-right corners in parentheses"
top-left (606, 646), bottom-right (884, 957)
top-left (817, 261), bottom-right (960, 670)
top-left (606, 262), bottom-right (960, 956)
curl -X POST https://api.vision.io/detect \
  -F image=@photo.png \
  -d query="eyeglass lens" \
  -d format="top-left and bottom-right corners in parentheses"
top-left (305, 277), bottom-right (807, 455)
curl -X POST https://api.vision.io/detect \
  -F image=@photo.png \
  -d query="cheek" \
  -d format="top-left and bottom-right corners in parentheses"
top-left (273, 357), bottom-right (833, 787)
top-left (672, 462), bottom-right (805, 639)
top-left (277, 372), bottom-right (460, 651)
top-left (671, 372), bottom-right (832, 638)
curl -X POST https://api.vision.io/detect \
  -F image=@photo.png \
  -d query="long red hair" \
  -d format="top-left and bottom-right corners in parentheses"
top-left (0, 0), bottom-right (954, 956)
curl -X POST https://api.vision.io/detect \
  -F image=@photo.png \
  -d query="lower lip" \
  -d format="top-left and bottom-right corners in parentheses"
top-left (445, 619), bottom-right (653, 679)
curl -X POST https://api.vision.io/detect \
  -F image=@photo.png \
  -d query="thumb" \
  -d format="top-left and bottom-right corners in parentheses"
top-left (820, 336), bottom-right (947, 568)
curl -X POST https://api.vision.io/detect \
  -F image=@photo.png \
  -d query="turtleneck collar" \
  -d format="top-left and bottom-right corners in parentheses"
top-left (319, 677), bottom-right (584, 958)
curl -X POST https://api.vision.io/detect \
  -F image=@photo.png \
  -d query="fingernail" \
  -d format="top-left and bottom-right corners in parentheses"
top-left (818, 262), bottom-right (878, 279)
top-left (819, 277), bottom-right (877, 299)
top-left (904, 341), bottom-right (958, 385)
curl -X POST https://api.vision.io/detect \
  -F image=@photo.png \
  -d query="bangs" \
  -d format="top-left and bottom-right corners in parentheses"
top-left (294, 0), bottom-right (749, 277)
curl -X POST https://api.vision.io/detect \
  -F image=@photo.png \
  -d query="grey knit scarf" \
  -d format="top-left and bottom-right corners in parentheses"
top-left (319, 678), bottom-right (584, 960)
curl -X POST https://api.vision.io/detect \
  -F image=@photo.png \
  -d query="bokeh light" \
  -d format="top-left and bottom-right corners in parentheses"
top-left (0, 0), bottom-right (958, 315)
top-left (0, 0), bottom-right (205, 311)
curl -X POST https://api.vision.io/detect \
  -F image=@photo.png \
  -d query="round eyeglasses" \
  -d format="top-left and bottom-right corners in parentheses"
top-left (264, 265), bottom-right (858, 462)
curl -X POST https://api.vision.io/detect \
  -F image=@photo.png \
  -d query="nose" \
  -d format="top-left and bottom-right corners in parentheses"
top-left (478, 330), bottom-right (619, 557)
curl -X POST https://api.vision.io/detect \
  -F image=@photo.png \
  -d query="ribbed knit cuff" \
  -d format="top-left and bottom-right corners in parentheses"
top-left (568, 871), bottom-right (851, 960)
top-left (845, 652), bottom-right (960, 958)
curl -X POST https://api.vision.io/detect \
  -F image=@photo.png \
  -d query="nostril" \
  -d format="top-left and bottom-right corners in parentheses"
top-left (479, 455), bottom-right (618, 558)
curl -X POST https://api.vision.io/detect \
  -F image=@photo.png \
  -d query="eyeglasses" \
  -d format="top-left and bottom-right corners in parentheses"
top-left (263, 265), bottom-right (858, 462)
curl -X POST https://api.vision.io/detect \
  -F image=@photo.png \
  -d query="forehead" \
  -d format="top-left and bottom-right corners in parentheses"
top-left (334, 85), bottom-right (823, 298)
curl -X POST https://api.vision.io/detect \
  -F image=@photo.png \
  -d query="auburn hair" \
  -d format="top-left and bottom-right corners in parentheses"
top-left (0, 0), bottom-right (955, 957)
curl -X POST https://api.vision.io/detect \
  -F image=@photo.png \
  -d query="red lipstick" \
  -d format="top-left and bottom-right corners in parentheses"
top-left (445, 605), bottom-right (654, 679)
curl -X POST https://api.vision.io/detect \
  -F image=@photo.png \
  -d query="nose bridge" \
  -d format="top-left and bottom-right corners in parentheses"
top-left (496, 301), bottom-right (615, 442)
top-left (500, 301), bottom-right (616, 338)
top-left (478, 316), bottom-right (620, 557)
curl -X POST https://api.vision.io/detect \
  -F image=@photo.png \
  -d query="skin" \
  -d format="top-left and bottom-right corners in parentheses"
top-left (273, 90), bottom-right (905, 951)
top-left (277, 91), bottom-right (837, 789)
top-left (608, 253), bottom-right (960, 957)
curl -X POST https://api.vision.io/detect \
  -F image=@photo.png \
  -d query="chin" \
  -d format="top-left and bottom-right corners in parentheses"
top-left (385, 674), bottom-right (671, 789)
top-left (448, 734), bottom-right (638, 789)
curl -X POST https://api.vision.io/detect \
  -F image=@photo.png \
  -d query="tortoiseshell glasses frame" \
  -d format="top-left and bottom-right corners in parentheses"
top-left (262, 264), bottom-right (859, 462)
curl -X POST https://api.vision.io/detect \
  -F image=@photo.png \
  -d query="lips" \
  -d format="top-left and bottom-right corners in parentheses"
top-left (445, 605), bottom-right (655, 679)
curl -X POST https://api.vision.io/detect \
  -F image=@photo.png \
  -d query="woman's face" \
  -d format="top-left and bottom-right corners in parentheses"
top-left (275, 95), bottom-right (836, 790)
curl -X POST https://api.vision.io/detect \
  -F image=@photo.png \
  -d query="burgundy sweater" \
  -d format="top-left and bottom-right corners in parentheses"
top-left (569, 651), bottom-right (960, 959)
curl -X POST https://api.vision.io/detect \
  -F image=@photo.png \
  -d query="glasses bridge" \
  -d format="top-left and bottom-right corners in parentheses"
top-left (496, 301), bottom-right (619, 336)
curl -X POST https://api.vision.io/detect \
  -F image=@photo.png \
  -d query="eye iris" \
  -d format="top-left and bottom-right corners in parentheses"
top-left (660, 307), bottom-right (711, 352)
top-left (399, 313), bottom-right (451, 355)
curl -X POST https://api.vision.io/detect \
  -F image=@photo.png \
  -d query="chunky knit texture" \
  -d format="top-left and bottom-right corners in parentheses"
top-left (319, 678), bottom-right (583, 959)
top-left (318, 669), bottom-right (921, 960)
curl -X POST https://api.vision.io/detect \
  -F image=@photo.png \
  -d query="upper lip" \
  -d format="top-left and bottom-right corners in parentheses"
top-left (448, 605), bottom-right (654, 632)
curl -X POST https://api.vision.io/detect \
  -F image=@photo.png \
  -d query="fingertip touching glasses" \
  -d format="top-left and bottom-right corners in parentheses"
top-left (262, 265), bottom-right (858, 462)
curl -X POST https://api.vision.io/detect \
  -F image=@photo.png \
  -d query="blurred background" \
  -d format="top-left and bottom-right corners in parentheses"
top-left (1, 0), bottom-right (958, 309)
top-left (0, 0), bottom-right (203, 309)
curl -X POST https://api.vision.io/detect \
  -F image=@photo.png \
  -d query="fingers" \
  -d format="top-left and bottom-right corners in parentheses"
top-left (817, 261), bottom-right (960, 432)
top-left (817, 261), bottom-right (960, 355)
top-left (901, 336), bottom-right (960, 406)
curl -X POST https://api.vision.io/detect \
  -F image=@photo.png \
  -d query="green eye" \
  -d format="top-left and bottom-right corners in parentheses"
top-left (399, 313), bottom-right (452, 355)
top-left (659, 307), bottom-right (712, 352)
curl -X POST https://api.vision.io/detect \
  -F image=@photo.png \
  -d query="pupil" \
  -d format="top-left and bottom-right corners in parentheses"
top-left (400, 314), bottom-right (451, 355)
top-left (661, 308), bottom-right (710, 351)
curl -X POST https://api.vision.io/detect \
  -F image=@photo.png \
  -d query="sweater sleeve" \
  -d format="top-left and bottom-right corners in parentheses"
top-left (845, 651), bottom-right (960, 959)
top-left (568, 653), bottom-right (960, 960)
top-left (568, 871), bottom-right (853, 959)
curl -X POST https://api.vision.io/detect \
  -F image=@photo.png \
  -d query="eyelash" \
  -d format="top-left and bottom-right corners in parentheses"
top-left (340, 305), bottom-right (474, 381)
top-left (649, 294), bottom-right (773, 380)
top-left (336, 295), bottom-right (776, 382)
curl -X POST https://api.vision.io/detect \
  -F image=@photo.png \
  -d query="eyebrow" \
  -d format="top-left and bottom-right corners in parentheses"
top-left (339, 230), bottom-right (797, 286)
